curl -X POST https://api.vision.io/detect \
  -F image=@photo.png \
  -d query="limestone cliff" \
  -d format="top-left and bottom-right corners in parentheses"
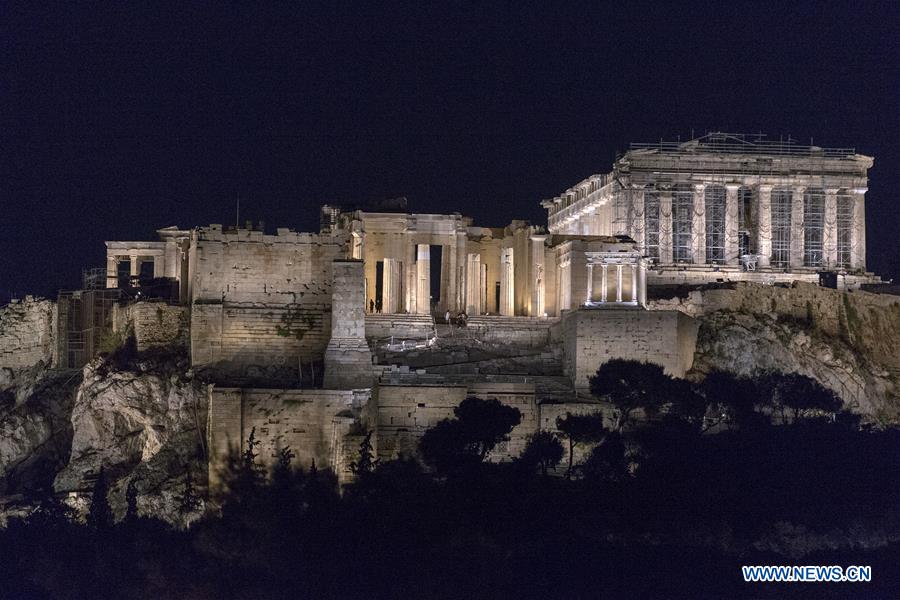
top-left (1, 349), bottom-right (207, 525)
top-left (54, 352), bottom-right (208, 523)
top-left (652, 283), bottom-right (900, 425)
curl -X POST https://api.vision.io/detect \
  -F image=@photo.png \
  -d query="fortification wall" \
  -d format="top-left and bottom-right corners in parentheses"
top-left (113, 302), bottom-right (188, 351)
top-left (207, 387), bottom-right (369, 486)
top-left (0, 297), bottom-right (55, 379)
top-left (189, 227), bottom-right (347, 383)
top-left (563, 308), bottom-right (698, 390)
top-left (375, 381), bottom-right (538, 462)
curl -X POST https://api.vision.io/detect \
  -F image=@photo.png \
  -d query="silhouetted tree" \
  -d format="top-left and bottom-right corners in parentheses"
top-left (764, 372), bottom-right (842, 423)
top-left (700, 369), bottom-right (768, 430)
top-left (590, 359), bottom-right (697, 431)
top-left (420, 397), bottom-right (521, 472)
top-left (175, 467), bottom-right (202, 519)
top-left (518, 430), bottom-right (564, 476)
top-left (124, 477), bottom-right (140, 522)
top-left (350, 431), bottom-right (378, 476)
top-left (555, 412), bottom-right (606, 477)
top-left (87, 467), bottom-right (113, 530)
top-left (581, 430), bottom-right (629, 483)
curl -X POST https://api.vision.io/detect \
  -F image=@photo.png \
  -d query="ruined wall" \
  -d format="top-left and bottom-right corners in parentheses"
top-left (466, 316), bottom-right (557, 348)
top-left (323, 260), bottom-right (374, 389)
top-left (375, 382), bottom-right (538, 462)
top-left (562, 308), bottom-right (698, 390)
top-left (0, 297), bottom-right (55, 379)
top-left (189, 226), bottom-right (347, 384)
top-left (365, 313), bottom-right (435, 340)
top-left (113, 302), bottom-right (188, 352)
top-left (207, 387), bottom-right (369, 486)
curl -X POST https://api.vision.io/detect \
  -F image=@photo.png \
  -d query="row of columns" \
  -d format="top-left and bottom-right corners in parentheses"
top-left (105, 252), bottom-right (164, 288)
top-left (584, 256), bottom-right (645, 306)
top-left (632, 184), bottom-right (866, 270)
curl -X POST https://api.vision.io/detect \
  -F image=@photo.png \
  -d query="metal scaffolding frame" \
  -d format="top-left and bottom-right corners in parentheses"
top-left (705, 185), bottom-right (726, 264)
top-left (644, 190), bottom-right (660, 259)
top-left (771, 188), bottom-right (793, 267)
top-left (673, 184), bottom-right (693, 263)
top-left (836, 193), bottom-right (854, 268)
top-left (738, 186), bottom-right (755, 257)
top-left (803, 188), bottom-right (825, 267)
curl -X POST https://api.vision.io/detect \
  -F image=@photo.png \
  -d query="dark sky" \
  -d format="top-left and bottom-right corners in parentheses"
top-left (2, 1), bottom-right (897, 300)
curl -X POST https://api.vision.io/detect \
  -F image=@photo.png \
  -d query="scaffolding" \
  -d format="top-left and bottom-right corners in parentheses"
top-left (803, 189), bottom-right (825, 267)
top-left (771, 189), bottom-right (792, 267)
top-left (56, 289), bottom-right (121, 369)
top-left (836, 193), bottom-right (854, 268)
top-left (705, 185), bottom-right (726, 264)
top-left (672, 184), bottom-right (693, 263)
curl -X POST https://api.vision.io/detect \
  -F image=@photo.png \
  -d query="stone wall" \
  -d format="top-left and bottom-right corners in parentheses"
top-left (0, 297), bottom-right (55, 379)
top-left (465, 316), bottom-right (558, 348)
top-left (375, 381), bottom-right (538, 462)
top-left (324, 260), bottom-right (374, 389)
top-left (113, 302), bottom-right (188, 352)
top-left (365, 313), bottom-right (434, 340)
top-left (207, 387), bottom-right (369, 487)
top-left (562, 308), bottom-right (698, 390)
top-left (188, 226), bottom-right (348, 384)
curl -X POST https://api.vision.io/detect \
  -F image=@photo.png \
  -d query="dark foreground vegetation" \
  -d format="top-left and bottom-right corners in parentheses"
top-left (2, 362), bottom-right (899, 599)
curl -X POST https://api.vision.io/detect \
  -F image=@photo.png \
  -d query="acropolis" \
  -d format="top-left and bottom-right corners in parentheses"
top-left (2, 132), bottom-right (887, 486)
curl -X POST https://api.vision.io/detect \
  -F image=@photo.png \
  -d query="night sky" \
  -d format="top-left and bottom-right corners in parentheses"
top-left (2, 2), bottom-right (897, 301)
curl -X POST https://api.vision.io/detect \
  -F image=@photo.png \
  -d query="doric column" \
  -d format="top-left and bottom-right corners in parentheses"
top-left (383, 258), bottom-right (402, 313)
top-left (692, 184), bottom-right (706, 265)
top-left (500, 248), bottom-right (515, 315)
top-left (153, 253), bottom-right (165, 278)
top-left (850, 187), bottom-right (867, 270)
top-left (465, 253), bottom-right (482, 315)
top-left (630, 263), bottom-right (638, 303)
top-left (446, 244), bottom-right (458, 313)
top-left (585, 262), bottom-right (594, 305)
top-left (790, 186), bottom-right (805, 269)
top-left (530, 234), bottom-right (547, 316)
top-left (600, 263), bottom-right (608, 303)
top-left (659, 189), bottom-right (673, 264)
top-left (630, 186), bottom-right (645, 247)
top-left (756, 185), bottom-right (773, 267)
top-left (405, 241), bottom-right (416, 312)
top-left (725, 184), bottom-right (741, 265)
top-left (615, 264), bottom-right (623, 303)
top-left (415, 244), bottom-right (431, 314)
top-left (824, 189), bottom-right (839, 268)
top-left (106, 254), bottom-right (119, 288)
top-left (129, 255), bottom-right (139, 277)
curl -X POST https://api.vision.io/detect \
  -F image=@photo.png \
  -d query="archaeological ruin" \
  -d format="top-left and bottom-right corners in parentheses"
top-left (2, 132), bottom-right (891, 489)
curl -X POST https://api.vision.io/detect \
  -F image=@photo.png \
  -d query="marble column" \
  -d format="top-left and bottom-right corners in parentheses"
top-left (692, 184), bottom-right (706, 265)
top-left (415, 244), bottom-right (430, 314)
top-left (756, 185), bottom-right (773, 267)
top-left (823, 189), bottom-right (838, 268)
top-left (106, 254), bottom-right (119, 288)
top-left (530, 234), bottom-right (547, 316)
top-left (500, 248), bottom-right (515, 315)
top-left (615, 264), bottom-right (623, 303)
top-left (790, 187), bottom-right (806, 269)
top-left (465, 253), bottom-right (482, 315)
top-left (850, 187), bottom-right (867, 270)
top-left (630, 263), bottom-right (638, 303)
top-left (630, 186), bottom-right (645, 247)
top-left (405, 241), bottom-right (416, 313)
top-left (585, 262), bottom-right (594, 305)
top-left (600, 263), bottom-right (608, 303)
top-left (383, 258), bottom-right (402, 313)
top-left (725, 184), bottom-right (741, 265)
top-left (659, 190), bottom-right (673, 264)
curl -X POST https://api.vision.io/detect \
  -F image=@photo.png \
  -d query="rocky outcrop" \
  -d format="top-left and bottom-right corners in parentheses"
top-left (0, 366), bottom-right (81, 495)
top-left (54, 353), bottom-right (208, 523)
top-left (661, 283), bottom-right (900, 424)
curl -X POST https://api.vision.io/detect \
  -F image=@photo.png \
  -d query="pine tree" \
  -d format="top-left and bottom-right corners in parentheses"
top-left (124, 478), bottom-right (140, 522)
top-left (87, 467), bottom-right (113, 529)
top-left (176, 466), bottom-right (202, 518)
top-left (350, 431), bottom-right (378, 476)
